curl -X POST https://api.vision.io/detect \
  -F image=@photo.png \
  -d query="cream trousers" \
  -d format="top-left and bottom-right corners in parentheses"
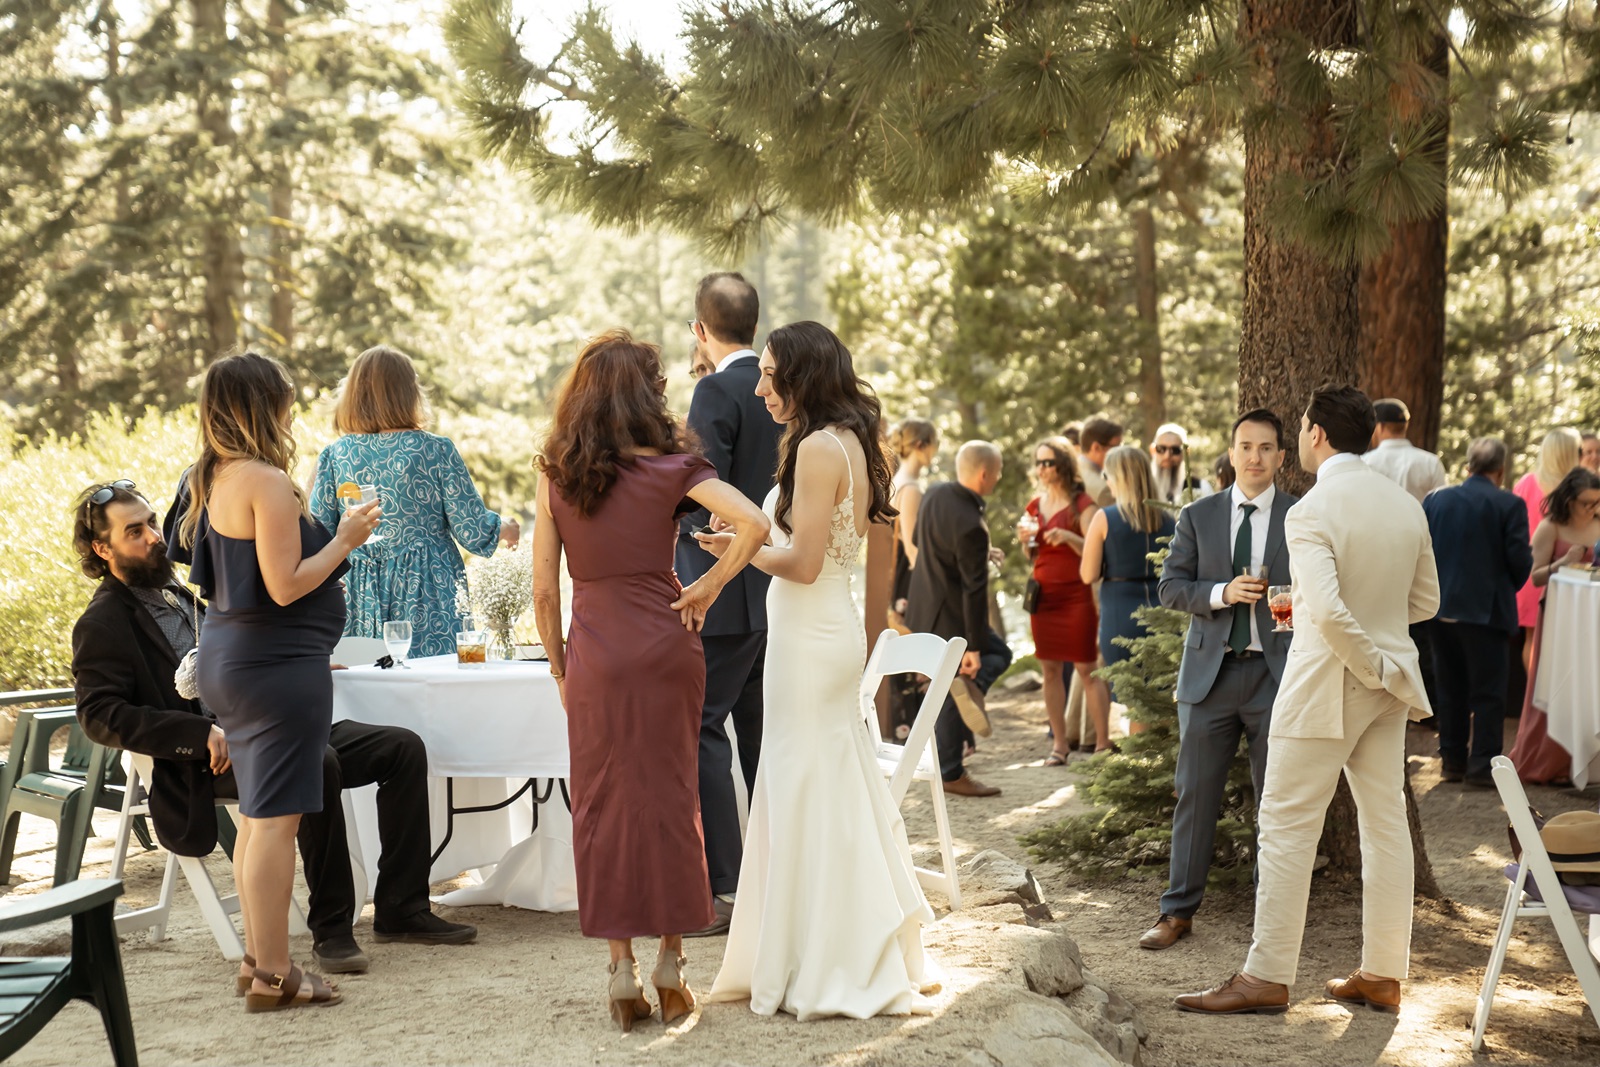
top-left (1243, 687), bottom-right (1413, 986)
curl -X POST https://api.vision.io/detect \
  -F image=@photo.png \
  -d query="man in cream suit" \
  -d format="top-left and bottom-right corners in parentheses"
top-left (1176, 385), bottom-right (1440, 1017)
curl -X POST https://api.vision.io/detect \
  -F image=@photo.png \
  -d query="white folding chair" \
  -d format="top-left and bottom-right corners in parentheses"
top-left (112, 753), bottom-right (309, 960)
top-left (331, 635), bottom-right (387, 666)
top-left (858, 629), bottom-right (967, 909)
top-left (1473, 755), bottom-right (1600, 1049)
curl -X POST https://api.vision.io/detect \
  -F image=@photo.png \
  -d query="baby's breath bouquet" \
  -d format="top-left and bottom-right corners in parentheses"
top-left (455, 545), bottom-right (534, 659)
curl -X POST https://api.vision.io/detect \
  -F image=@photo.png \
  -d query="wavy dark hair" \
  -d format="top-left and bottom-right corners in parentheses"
top-left (766, 321), bottom-right (896, 535)
top-left (1034, 436), bottom-right (1085, 495)
top-left (1543, 467), bottom-right (1600, 526)
top-left (537, 330), bottom-right (697, 518)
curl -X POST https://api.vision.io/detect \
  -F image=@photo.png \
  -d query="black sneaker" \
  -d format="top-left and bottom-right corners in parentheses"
top-left (1440, 759), bottom-right (1465, 783)
top-left (1463, 771), bottom-right (1496, 790)
top-left (311, 933), bottom-right (371, 974)
top-left (372, 911), bottom-right (478, 945)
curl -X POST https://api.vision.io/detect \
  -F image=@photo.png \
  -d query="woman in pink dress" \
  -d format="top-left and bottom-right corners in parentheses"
top-left (1513, 428), bottom-right (1582, 668)
top-left (1511, 467), bottom-right (1600, 784)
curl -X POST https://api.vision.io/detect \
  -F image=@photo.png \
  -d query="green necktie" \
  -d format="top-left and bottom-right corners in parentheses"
top-left (1229, 503), bottom-right (1258, 654)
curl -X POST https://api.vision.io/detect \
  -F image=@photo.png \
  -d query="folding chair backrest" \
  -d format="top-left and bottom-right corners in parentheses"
top-left (1494, 757), bottom-right (1568, 901)
top-left (859, 629), bottom-right (966, 802)
top-left (332, 635), bottom-right (387, 666)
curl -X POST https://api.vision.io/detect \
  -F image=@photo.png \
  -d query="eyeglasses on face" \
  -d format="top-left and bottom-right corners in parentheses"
top-left (1154, 445), bottom-right (1184, 456)
top-left (689, 365), bottom-right (710, 380)
top-left (87, 479), bottom-right (137, 508)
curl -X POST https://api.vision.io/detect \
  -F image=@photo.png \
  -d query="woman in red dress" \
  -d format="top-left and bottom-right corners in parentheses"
top-left (532, 331), bottom-right (769, 1032)
top-left (1020, 437), bottom-right (1109, 764)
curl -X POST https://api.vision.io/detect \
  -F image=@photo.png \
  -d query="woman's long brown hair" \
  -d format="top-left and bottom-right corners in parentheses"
top-left (179, 351), bottom-right (304, 548)
top-left (766, 321), bottom-right (896, 535)
top-left (538, 331), bottom-right (696, 518)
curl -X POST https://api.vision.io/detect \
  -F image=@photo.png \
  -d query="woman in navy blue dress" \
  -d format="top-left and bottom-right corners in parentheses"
top-left (1079, 446), bottom-right (1176, 696)
top-left (177, 352), bottom-right (380, 1012)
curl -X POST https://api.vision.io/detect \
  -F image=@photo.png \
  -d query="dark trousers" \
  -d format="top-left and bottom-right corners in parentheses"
top-left (215, 720), bottom-right (432, 941)
top-left (699, 631), bottom-right (765, 896)
top-left (1410, 620), bottom-right (1438, 722)
top-left (1160, 655), bottom-right (1273, 919)
top-left (937, 627), bottom-right (1012, 782)
top-left (1432, 620), bottom-right (1511, 777)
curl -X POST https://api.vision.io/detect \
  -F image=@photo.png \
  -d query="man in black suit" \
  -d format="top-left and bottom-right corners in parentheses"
top-left (906, 441), bottom-right (1011, 798)
top-left (1142, 409), bottom-right (1297, 951)
top-left (69, 482), bottom-right (474, 975)
top-left (676, 272), bottom-right (782, 936)
top-left (1422, 437), bottom-right (1532, 787)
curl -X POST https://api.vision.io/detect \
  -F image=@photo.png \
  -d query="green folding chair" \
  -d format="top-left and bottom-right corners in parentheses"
top-left (0, 709), bottom-right (113, 886)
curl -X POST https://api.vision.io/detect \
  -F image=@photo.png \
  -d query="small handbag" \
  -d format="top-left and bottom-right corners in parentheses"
top-left (169, 588), bottom-right (202, 700)
top-left (1022, 577), bottom-right (1043, 614)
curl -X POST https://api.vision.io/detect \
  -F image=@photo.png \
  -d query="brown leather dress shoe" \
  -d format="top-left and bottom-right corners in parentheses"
top-left (943, 773), bottom-right (1001, 797)
top-left (683, 895), bottom-right (734, 939)
top-left (1325, 971), bottom-right (1400, 1014)
top-left (1139, 915), bottom-right (1192, 950)
top-left (1174, 973), bottom-right (1289, 1015)
top-left (950, 677), bottom-right (993, 737)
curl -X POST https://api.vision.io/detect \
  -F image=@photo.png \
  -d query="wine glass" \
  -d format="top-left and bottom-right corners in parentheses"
top-left (383, 620), bottom-right (412, 667)
top-left (1268, 585), bottom-right (1294, 632)
top-left (339, 482), bottom-right (384, 543)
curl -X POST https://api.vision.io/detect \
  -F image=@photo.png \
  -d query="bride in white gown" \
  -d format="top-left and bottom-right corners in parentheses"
top-left (694, 321), bottom-right (938, 1021)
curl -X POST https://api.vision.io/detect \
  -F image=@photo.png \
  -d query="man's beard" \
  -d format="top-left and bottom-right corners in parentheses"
top-left (1153, 464), bottom-right (1183, 501)
top-left (118, 544), bottom-right (175, 589)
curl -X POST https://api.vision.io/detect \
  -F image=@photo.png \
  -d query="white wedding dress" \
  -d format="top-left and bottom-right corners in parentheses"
top-left (709, 430), bottom-right (938, 1020)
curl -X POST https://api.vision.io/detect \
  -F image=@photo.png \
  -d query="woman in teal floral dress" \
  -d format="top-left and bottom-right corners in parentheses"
top-left (311, 346), bottom-right (519, 657)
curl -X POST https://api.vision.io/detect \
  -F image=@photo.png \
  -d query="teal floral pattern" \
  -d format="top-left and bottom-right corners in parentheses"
top-left (311, 430), bottom-right (505, 657)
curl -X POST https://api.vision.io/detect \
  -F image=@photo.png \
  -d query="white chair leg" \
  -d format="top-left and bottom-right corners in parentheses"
top-left (178, 854), bottom-right (246, 960)
top-left (1544, 885), bottom-right (1600, 1033)
top-left (927, 776), bottom-right (960, 910)
top-left (288, 896), bottom-right (311, 937)
top-left (114, 850), bottom-right (179, 942)
top-left (110, 754), bottom-right (140, 881)
top-left (342, 791), bottom-right (369, 911)
top-left (1473, 874), bottom-right (1523, 1050)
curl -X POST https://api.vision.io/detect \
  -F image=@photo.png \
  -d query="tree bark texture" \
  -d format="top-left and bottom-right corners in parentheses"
top-left (1134, 205), bottom-right (1165, 438)
top-left (1358, 31), bottom-right (1448, 453)
top-left (194, 0), bottom-right (243, 354)
top-left (1239, 0), bottom-right (1360, 498)
top-left (267, 0), bottom-right (294, 349)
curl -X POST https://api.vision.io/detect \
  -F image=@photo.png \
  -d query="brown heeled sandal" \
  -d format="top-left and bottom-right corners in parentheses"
top-left (244, 963), bottom-right (342, 1013)
top-left (653, 952), bottom-right (696, 1026)
top-left (234, 953), bottom-right (255, 997)
top-left (608, 960), bottom-right (652, 1033)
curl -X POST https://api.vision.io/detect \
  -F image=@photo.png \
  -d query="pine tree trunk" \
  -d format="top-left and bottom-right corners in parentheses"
top-left (1358, 32), bottom-right (1447, 453)
top-left (1134, 205), bottom-right (1165, 438)
top-left (1238, 0), bottom-right (1361, 499)
top-left (194, 0), bottom-right (242, 354)
top-left (106, 7), bottom-right (137, 355)
top-left (267, 0), bottom-right (294, 349)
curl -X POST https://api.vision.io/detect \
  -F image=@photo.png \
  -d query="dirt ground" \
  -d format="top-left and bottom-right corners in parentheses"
top-left (2, 691), bottom-right (1596, 1066)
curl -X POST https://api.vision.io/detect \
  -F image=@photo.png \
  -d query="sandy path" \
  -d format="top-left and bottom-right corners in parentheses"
top-left (2, 691), bottom-right (1595, 1065)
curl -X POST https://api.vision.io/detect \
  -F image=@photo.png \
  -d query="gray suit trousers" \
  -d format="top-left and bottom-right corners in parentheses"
top-left (1159, 655), bottom-right (1273, 919)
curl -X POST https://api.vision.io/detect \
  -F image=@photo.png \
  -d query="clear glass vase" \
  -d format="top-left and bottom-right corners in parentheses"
top-left (485, 618), bottom-right (518, 661)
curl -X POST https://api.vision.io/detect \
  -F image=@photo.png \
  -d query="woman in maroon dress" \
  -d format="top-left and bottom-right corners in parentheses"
top-left (1019, 437), bottom-right (1108, 763)
top-left (532, 331), bottom-right (769, 1032)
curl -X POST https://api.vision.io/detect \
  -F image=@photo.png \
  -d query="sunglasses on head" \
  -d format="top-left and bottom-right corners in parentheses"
top-left (86, 479), bottom-right (137, 508)
top-left (1154, 445), bottom-right (1184, 456)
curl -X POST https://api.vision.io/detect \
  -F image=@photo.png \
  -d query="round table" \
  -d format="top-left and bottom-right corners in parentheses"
top-left (331, 654), bottom-right (577, 911)
top-left (1530, 573), bottom-right (1600, 788)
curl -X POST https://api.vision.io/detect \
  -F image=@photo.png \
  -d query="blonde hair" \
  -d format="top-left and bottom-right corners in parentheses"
top-left (1536, 427), bottom-right (1582, 494)
top-left (1103, 445), bottom-right (1164, 533)
top-left (890, 418), bottom-right (938, 460)
top-left (335, 345), bottom-right (429, 435)
top-left (180, 351), bottom-right (305, 548)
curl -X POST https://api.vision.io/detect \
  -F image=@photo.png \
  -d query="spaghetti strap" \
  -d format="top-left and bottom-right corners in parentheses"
top-left (818, 429), bottom-right (854, 497)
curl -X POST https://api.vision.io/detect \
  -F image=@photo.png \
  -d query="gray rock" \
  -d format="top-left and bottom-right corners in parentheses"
top-left (963, 848), bottom-right (1047, 907)
top-left (1000, 670), bottom-right (1044, 693)
top-left (981, 999), bottom-right (1120, 1067)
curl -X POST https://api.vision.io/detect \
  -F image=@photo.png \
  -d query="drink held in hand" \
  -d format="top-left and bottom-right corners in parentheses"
top-left (338, 480), bottom-right (384, 542)
top-left (1268, 585), bottom-right (1294, 632)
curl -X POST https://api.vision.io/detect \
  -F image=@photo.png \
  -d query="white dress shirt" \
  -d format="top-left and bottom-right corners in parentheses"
top-left (1208, 483), bottom-right (1277, 652)
top-left (1363, 437), bottom-right (1447, 502)
top-left (715, 347), bottom-right (757, 374)
top-left (1317, 451), bottom-right (1365, 482)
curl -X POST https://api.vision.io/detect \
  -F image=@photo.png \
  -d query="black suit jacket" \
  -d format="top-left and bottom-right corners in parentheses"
top-left (675, 353), bottom-right (782, 636)
top-left (1159, 487), bottom-right (1297, 706)
top-left (905, 481), bottom-right (990, 651)
top-left (1422, 474), bottom-right (1532, 633)
top-left (71, 576), bottom-right (222, 857)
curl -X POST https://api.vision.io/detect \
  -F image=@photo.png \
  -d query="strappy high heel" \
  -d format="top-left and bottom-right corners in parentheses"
top-left (244, 963), bottom-right (342, 1012)
top-left (235, 952), bottom-right (255, 996)
top-left (608, 960), bottom-right (652, 1033)
top-left (653, 951), bottom-right (696, 1025)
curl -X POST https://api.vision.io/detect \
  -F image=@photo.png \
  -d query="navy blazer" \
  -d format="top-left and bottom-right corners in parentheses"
top-left (1422, 475), bottom-right (1532, 633)
top-left (675, 353), bottom-right (782, 636)
top-left (1158, 486), bottom-right (1298, 706)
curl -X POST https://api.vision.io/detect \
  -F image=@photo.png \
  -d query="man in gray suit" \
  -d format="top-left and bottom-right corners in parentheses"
top-left (1141, 409), bottom-right (1297, 951)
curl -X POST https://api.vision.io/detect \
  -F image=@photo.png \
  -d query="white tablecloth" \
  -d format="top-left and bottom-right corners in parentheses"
top-left (331, 654), bottom-right (577, 911)
top-left (1531, 574), bottom-right (1600, 788)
